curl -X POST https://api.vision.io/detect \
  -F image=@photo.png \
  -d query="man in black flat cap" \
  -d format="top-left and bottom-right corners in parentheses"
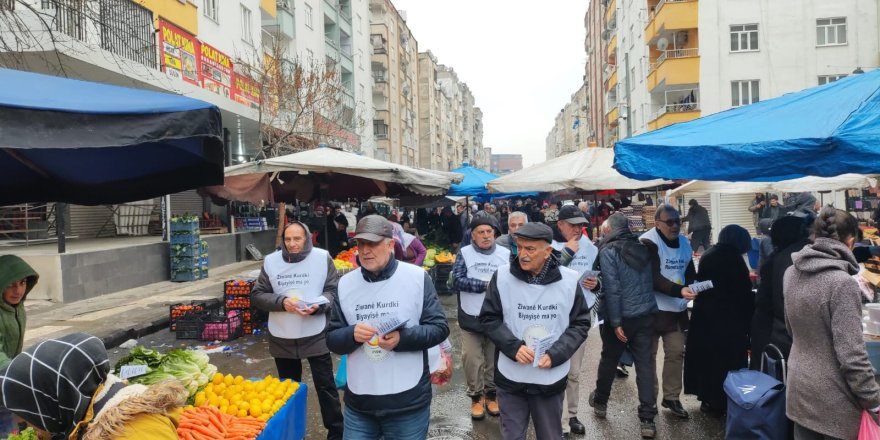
top-left (480, 222), bottom-right (591, 439)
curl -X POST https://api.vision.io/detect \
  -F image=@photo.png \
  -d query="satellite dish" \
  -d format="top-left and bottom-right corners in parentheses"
top-left (656, 37), bottom-right (670, 51)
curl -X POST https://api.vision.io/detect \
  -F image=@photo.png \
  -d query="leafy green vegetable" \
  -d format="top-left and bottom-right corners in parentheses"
top-left (113, 346), bottom-right (163, 372)
top-left (114, 347), bottom-right (216, 399)
top-left (3, 427), bottom-right (37, 440)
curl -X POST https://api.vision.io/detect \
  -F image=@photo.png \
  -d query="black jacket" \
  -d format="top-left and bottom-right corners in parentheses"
top-left (479, 257), bottom-right (591, 395)
top-left (595, 229), bottom-right (658, 328)
top-left (326, 258), bottom-right (450, 416)
top-left (751, 238), bottom-right (810, 364)
top-left (683, 204), bottom-right (711, 231)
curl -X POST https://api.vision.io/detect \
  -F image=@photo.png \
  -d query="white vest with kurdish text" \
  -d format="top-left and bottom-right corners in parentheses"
top-left (459, 245), bottom-right (510, 316)
top-left (640, 228), bottom-right (692, 312)
top-left (495, 264), bottom-right (578, 385)
top-left (264, 248), bottom-right (330, 339)
top-left (338, 262), bottom-right (426, 396)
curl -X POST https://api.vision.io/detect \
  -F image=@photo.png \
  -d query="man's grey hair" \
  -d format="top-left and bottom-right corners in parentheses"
top-left (606, 212), bottom-right (630, 231)
top-left (578, 201), bottom-right (588, 211)
top-left (655, 204), bottom-right (680, 221)
top-left (508, 211), bottom-right (528, 224)
top-left (599, 219), bottom-right (613, 236)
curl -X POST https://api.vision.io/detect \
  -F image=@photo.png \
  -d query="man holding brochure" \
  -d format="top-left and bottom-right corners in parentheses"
top-left (252, 221), bottom-right (344, 440)
top-left (480, 222), bottom-right (590, 439)
top-left (327, 215), bottom-right (449, 439)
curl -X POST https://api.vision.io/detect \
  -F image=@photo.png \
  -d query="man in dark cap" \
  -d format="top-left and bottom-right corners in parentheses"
top-left (480, 222), bottom-right (591, 439)
top-left (327, 215), bottom-right (450, 439)
top-left (452, 212), bottom-right (510, 419)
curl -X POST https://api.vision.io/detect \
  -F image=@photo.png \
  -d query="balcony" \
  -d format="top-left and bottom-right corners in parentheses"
top-left (605, 0), bottom-right (616, 23)
top-left (647, 48), bottom-right (699, 91)
top-left (648, 104), bottom-right (700, 130)
top-left (645, 0), bottom-right (698, 44)
top-left (606, 105), bottom-right (620, 128)
top-left (606, 67), bottom-right (618, 92)
top-left (607, 35), bottom-right (617, 58)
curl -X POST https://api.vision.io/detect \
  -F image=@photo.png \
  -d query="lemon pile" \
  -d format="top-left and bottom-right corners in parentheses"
top-left (193, 373), bottom-right (300, 422)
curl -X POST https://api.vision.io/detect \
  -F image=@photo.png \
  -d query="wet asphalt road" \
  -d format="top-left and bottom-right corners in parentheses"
top-left (112, 294), bottom-right (725, 439)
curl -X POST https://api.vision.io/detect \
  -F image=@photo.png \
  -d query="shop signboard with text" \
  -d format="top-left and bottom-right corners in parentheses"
top-left (158, 19), bottom-right (199, 86)
top-left (199, 42), bottom-right (233, 99)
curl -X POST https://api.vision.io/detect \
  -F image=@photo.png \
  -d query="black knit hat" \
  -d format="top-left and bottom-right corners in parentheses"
top-left (470, 211), bottom-right (501, 236)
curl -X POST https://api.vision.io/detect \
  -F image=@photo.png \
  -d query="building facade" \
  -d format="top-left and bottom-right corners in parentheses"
top-left (491, 154), bottom-right (524, 175)
top-left (369, 0), bottom-right (419, 166)
top-left (545, 82), bottom-right (591, 160)
top-left (585, 0), bottom-right (607, 149)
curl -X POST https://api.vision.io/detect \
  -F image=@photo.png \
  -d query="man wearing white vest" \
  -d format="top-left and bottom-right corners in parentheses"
top-left (552, 205), bottom-right (599, 437)
top-left (452, 212), bottom-right (510, 420)
top-left (481, 223), bottom-right (591, 440)
top-left (639, 205), bottom-right (697, 419)
top-left (252, 222), bottom-right (344, 440)
top-left (327, 215), bottom-right (449, 440)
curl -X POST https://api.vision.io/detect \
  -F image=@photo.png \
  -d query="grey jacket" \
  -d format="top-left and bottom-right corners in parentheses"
top-left (784, 238), bottom-right (880, 439)
top-left (326, 258), bottom-right (449, 416)
top-left (251, 246), bottom-right (339, 359)
top-left (595, 236), bottom-right (658, 327)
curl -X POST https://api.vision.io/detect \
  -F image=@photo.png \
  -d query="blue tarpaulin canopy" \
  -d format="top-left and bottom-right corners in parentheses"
top-left (448, 163), bottom-right (536, 199)
top-left (0, 68), bottom-right (224, 205)
top-left (614, 69), bottom-right (880, 182)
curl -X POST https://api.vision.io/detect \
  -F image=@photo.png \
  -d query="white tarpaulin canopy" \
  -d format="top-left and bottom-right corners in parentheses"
top-left (487, 148), bottom-right (669, 193)
top-left (225, 147), bottom-right (463, 196)
top-left (666, 174), bottom-right (878, 197)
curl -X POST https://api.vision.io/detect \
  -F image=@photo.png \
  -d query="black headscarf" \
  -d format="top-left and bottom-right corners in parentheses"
top-left (770, 215), bottom-right (811, 251)
top-left (0, 333), bottom-right (110, 439)
top-left (717, 224), bottom-right (752, 255)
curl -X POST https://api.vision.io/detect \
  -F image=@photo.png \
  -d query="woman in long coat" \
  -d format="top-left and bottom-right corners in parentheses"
top-left (684, 224), bottom-right (754, 415)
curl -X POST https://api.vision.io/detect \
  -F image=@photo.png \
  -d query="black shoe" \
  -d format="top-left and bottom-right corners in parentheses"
top-left (640, 418), bottom-right (656, 438)
top-left (661, 399), bottom-right (689, 419)
top-left (700, 402), bottom-right (724, 417)
top-left (569, 417), bottom-right (586, 435)
top-left (588, 391), bottom-right (607, 418)
top-left (616, 364), bottom-right (629, 378)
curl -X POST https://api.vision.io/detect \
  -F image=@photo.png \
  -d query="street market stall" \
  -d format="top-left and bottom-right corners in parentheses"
top-left (487, 147), bottom-right (669, 193)
top-left (666, 174), bottom-right (879, 197)
top-left (613, 69), bottom-right (880, 182)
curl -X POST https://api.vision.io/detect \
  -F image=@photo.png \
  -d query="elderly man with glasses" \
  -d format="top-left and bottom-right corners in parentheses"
top-left (639, 205), bottom-right (697, 419)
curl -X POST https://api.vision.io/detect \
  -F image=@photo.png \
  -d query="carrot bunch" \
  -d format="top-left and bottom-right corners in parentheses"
top-left (177, 405), bottom-right (266, 440)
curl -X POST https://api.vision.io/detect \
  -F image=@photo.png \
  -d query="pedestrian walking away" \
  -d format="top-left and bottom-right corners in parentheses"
top-left (251, 222), bottom-right (345, 440)
top-left (552, 205), bottom-right (600, 436)
top-left (683, 225), bottom-right (754, 417)
top-left (589, 213), bottom-right (659, 438)
top-left (480, 222), bottom-right (590, 440)
top-left (783, 207), bottom-right (880, 440)
top-left (640, 204), bottom-right (697, 419)
top-left (327, 215), bottom-right (449, 440)
top-left (452, 212), bottom-right (510, 420)
top-left (683, 199), bottom-right (711, 253)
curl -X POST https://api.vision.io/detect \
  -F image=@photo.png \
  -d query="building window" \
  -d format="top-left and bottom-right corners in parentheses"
top-left (818, 74), bottom-right (847, 85)
top-left (730, 24), bottom-right (758, 52)
top-left (357, 14), bottom-right (362, 35)
top-left (203, 0), bottom-right (218, 22)
top-left (630, 66), bottom-right (635, 91)
top-left (358, 49), bottom-right (364, 70)
top-left (360, 84), bottom-right (365, 99)
top-left (240, 5), bottom-right (253, 44)
top-left (817, 18), bottom-right (846, 46)
top-left (731, 80), bottom-right (759, 107)
top-left (305, 3), bottom-right (313, 29)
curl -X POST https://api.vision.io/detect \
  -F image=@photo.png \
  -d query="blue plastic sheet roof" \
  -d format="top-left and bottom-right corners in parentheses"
top-left (0, 67), bottom-right (214, 114)
top-left (614, 69), bottom-right (880, 182)
top-left (448, 163), bottom-right (536, 198)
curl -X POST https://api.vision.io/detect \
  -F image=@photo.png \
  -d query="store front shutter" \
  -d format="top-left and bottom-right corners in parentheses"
top-left (719, 193), bottom-right (757, 237)
top-left (170, 190), bottom-right (205, 217)
top-left (69, 204), bottom-right (115, 238)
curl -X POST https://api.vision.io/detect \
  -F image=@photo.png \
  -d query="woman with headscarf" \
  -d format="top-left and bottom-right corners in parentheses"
top-left (683, 225), bottom-right (754, 416)
top-left (0, 333), bottom-right (186, 440)
top-left (750, 215), bottom-right (812, 368)
top-left (391, 222), bottom-right (428, 267)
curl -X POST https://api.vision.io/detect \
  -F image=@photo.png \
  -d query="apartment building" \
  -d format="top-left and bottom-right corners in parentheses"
top-left (545, 82), bottom-right (590, 160)
top-left (584, 0), bottom-right (607, 149)
top-left (369, 0), bottom-right (419, 166)
top-left (491, 154), bottom-right (524, 175)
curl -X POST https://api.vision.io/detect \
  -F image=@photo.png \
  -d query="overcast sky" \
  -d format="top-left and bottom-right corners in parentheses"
top-left (390, 0), bottom-right (589, 167)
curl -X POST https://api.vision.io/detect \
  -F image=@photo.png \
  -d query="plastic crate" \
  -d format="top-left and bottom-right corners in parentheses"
top-left (225, 293), bottom-right (251, 310)
top-left (200, 309), bottom-right (243, 341)
top-left (171, 221), bottom-right (200, 233)
top-left (171, 256), bottom-right (199, 268)
top-left (169, 299), bottom-right (222, 331)
top-left (170, 243), bottom-right (199, 257)
top-left (200, 268), bottom-right (208, 279)
top-left (170, 234), bottom-right (201, 245)
top-left (434, 263), bottom-right (453, 294)
top-left (224, 279), bottom-right (255, 295)
top-left (171, 269), bottom-right (201, 282)
top-left (175, 312), bottom-right (203, 339)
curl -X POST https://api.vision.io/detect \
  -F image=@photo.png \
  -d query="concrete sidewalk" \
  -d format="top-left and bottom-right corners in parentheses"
top-left (23, 260), bottom-right (262, 349)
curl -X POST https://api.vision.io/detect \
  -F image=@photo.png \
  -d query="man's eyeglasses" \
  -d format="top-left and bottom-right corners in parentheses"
top-left (658, 219), bottom-right (681, 226)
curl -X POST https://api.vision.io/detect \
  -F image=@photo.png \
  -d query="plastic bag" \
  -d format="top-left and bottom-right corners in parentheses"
top-left (335, 355), bottom-right (347, 389)
top-left (859, 410), bottom-right (880, 440)
top-left (430, 339), bottom-right (453, 386)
